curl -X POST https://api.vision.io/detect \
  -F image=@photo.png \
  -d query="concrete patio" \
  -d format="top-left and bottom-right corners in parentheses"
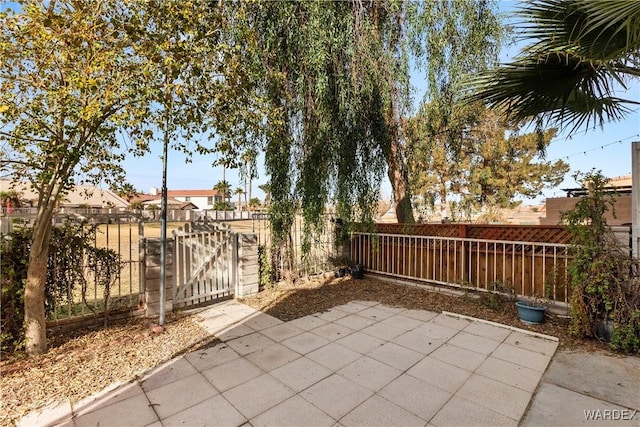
top-left (18, 298), bottom-right (635, 427)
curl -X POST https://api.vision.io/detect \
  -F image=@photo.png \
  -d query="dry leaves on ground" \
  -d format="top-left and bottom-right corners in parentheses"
top-left (0, 315), bottom-right (216, 427)
top-left (240, 275), bottom-right (608, 353)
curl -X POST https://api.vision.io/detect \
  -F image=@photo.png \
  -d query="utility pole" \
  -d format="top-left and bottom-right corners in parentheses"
top-left (632, 141), bottom-right (639, 258)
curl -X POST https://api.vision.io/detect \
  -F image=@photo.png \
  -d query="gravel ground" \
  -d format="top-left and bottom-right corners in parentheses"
top-left (0, 315), bottom-right (216, 426)
top-left (0, 275), bottom-right (610, 426)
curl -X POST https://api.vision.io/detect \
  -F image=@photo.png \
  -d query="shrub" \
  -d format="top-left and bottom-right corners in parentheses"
top-left (1, 228), bottom-right (31, 353)
top-left (257, 244), bottom-right (274, 289)
top-left (1, 223), bottom-right (121, 354)
top-left (562, 171), bottom-right (640, 353)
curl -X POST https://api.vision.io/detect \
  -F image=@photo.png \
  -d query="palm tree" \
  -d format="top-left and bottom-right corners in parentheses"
top-left (258, 183), bottom-right (271, 206)
top-left (213, 180), bottom-right (231, 205)
top-left (241, 149), bottom-right (258, 211)
top-left (468, 0), bottom-right (640, 131)
top-left (113, 183), bottom-right (138, 201)
top-left (249, 197), bottom-right (261, 211)
top-left (234, 187), bottom-right (244, 211)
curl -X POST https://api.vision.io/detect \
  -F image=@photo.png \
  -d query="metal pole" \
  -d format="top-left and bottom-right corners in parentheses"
top-left (159, 106), bottom-right (169, 326)
top-left (632, 141), bottom-right (640, 258)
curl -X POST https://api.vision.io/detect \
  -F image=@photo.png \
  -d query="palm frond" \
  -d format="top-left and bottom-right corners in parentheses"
top-left (465, 0), bottom-right (640, 132)
top-left (466, 51), bottom-right (636, 131)
top-left (517, 0), bottom-right (640, 61)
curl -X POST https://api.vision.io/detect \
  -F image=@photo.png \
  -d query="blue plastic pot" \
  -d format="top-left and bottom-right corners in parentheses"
top-left (515, 300), bottom-right (547, 324)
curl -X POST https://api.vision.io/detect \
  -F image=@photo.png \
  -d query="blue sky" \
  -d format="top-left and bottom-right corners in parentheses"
top-left (4, 1), bottom-right (635, 202)
top-left (120, 1), bottom-right (639, 203)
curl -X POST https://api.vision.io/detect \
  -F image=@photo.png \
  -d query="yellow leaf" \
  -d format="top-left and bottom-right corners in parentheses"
top-left (0, 105), bottom-right (8, 113)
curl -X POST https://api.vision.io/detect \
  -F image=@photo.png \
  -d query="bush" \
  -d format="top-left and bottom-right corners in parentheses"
top-left (1, 228), bottom-right (31, 353)
top-left (258, 244), bottom-right (274, 289)
top-left (562, 171), bottom-right (640, 353)
top-left (0, 223), bottom-right (121, 354)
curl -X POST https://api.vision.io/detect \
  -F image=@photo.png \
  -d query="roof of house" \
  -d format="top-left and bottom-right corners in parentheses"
top-left (562, 174), bottom-right (633, 197)
top-left (129, 194), bottom-right (160, 204)
top-left (166, 189), bottom-right (220, 197)
top-left (0, 180), bottom-right (129, 208)
top-left (141, 198), bottom-right (198, 210)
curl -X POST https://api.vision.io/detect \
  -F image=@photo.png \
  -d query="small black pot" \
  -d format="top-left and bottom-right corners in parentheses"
top-left (596, 319), bottom-right (613, 342)
top-left (348, 264), bottom-right (364, 279)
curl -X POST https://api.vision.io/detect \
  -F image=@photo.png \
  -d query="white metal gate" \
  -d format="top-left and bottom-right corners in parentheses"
top-left (172, 225), bottom-right (236, 307)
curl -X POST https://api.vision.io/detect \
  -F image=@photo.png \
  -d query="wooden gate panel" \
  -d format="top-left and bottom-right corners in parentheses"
top-left (173, 228), bottom-right (235, 308)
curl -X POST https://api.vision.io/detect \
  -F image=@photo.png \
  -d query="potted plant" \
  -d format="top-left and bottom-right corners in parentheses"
top-left (515, 295), bottom-right (547, 324)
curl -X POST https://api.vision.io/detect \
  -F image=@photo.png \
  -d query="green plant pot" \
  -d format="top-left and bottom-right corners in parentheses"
top-left (516, 300), bottom-right (547, 324)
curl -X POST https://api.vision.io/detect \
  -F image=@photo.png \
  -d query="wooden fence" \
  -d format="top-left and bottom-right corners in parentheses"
top-left (372, 223), bottom-right (572, 243)
top-left (352, 223), bottom-right (632, 303)
top-left (351, 232), bottom-right (572, 303)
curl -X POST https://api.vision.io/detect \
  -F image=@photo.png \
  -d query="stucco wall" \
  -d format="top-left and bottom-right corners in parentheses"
top-left (540, 194), bottom-right (631, 226)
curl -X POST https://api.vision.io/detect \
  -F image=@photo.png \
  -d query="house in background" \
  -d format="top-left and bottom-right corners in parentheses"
top-left (128, 191), bottom-right (198, 220)
top-left (0, 180), bottom-right (129, 211)
top-left (540, 175), bottom-right (632, 226)
top-left (164, 188), bottom-right (223, 211)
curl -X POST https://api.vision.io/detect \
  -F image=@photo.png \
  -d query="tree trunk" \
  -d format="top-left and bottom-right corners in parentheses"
top-left (24, 196), bottom-right (56, 355)
top-left (248, 176), bottom-right (252, 211)
top-left (387, 131), bottom-right (415, 224)
top-left (244, 180), bottom-right (248, 212)
top-left (439, 187), bottom-right (448, 220)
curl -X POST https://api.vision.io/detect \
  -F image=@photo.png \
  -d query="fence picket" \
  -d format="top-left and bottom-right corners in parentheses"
top-left (351, 232), bottom-right (573, 303)
top-left (172, 227), bottom-right (235, 307)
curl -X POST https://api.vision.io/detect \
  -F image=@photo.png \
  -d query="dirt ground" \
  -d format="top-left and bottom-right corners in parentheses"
top-left (0, 274), bottom-right (615, 426)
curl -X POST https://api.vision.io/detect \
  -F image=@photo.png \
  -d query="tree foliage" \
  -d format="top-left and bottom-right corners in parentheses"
top-left (0, 0), bottom-right (510, 352)
top-left (466, 0), bottom-right (640, 132)
top-left (213, 179), bottom-right (231, 202)
top-left (219, 0), bottom-right (505, 257)
top-left (0, 1), bottom-right (158, 355)
top-left (406, 106), bottom-right (569, 217)
top-left (0, 0), bottom-right (252, 355)
top-left (1, 223), bottom-right (120, 354)
top-left (463, 111), bottom-right (569, 209)
top-left (246, 1), bottom-right (398, 230)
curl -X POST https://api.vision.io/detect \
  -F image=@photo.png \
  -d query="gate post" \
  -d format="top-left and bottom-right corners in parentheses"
top-left (140, 237), bottom-right (175, 317)
top-left (235, 233), bottom-right (259, 297)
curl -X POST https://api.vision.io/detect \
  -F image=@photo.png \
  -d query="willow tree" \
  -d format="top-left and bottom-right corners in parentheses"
top-left (230, 0), bottom-right (406, 264)
top-left (240, 148), bottom-right (258, 210)
top-left (240, 0), bottom-right (504, 227)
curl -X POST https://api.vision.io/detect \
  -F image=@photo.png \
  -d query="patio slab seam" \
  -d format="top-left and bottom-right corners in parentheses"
top-left (17, 300), bottom-right (564, 427)
top-left (442, 311), bottom-right (559, 342)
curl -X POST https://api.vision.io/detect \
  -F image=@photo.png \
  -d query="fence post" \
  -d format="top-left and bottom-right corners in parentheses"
top-left (138, 237), bottom-right (146, 309)
top-left (142, 237), bottom-right (174, 317)
top-left (235, 233), bottom-right (259, 297)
